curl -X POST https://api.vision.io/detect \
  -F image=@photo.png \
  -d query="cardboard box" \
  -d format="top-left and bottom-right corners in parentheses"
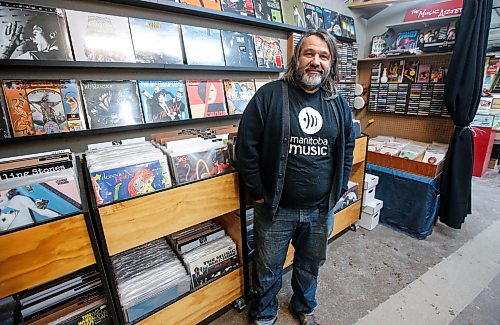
top-left (362, 198), bottom-right (383, 215)
top-left (488, 159), bottom-right (498, 169)
top-left (364, 173), bottom-right (379, 190)
top-left (368, 151), bottom-right (444, 178)
top-left (359, 210), bottom-right (380, 230)
top-left (363, 186), bottom-right (376, 205)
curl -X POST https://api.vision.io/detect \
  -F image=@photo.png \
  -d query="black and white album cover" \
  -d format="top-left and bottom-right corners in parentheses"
top-left (0, 1), bottom-right (73, 60)
top-left (81, 80), bottom-right (144, 129)
top-left (66, 10), bottom-right (136, 62)
top-left (221, 31), bottom-right (257, 68)
top-left (181, 26), bottom-right (225, 66)
top-left (129, 17), bottom-right (184, 64)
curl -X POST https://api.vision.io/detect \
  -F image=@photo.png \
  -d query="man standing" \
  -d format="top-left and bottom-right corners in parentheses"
top-left (236, 30), bottom-right (355, 325)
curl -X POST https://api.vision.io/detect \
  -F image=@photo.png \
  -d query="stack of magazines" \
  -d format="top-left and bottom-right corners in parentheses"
top-left (163, 136), bottom-right (233, 185)
top-left (0, 150), bottom-right (82, 233)
top-left (17, 266), bottom-right (109, 325)
top-left (111, 239), bottom-right (190, 323)
top-left (86, 138), bottom-right (172, 205)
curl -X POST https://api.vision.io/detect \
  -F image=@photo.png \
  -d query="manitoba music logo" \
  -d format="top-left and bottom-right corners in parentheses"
top-left (290, 107), bottom-right (328, 156)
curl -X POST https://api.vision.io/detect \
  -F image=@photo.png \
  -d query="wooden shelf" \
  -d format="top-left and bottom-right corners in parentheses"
top-left (329, 200), bottom-right (362, 240)
top-left (386, 15), bottom-right (460, 30)
top-left (353, 136), bottom-right (368, 165)
top-left (358, 52), bottom-right (453, 63)
top-left (0, 59), bottom-right (284, 73)
top-left (138, 267), bottom-right (244, 325)
top-left (0, 214), bottom-right (95, 298)
top-left (98, 173), bottom-right (239, 256)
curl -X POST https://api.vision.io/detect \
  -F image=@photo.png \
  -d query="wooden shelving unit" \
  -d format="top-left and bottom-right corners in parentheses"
top-left (283, 136), bottom-right (367, 269)
top-left (89, 172), bottom-right (244, 324)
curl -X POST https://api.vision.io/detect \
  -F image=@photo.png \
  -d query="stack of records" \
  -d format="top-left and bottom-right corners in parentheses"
top-left (0, 150), bottom-right (81, 233)
top-left (164, 136), bottom-right (233, 185)
top-left (181, 235), bottom-right (239, 288)
top-left (167, 220), bottom-right (225, 255)
top-left (17, 266), bottom-right (109, 325)
top-left (86, 139), bottom-right (172, 206)
top-left (111, 239), bottom-right (190, 323)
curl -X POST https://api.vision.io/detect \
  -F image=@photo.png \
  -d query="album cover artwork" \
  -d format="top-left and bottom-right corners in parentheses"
top-left (340, 14), bottom-right (355, 40)
top-left (395, 30), bottom-right (419, 50)
top-left (254, 0), bottom-right (283, 22)
top-left (387, 59), bottom-right (405, 83)
top-left (221, 31), bottom-right (257, 68)
top-left (181, 26), bottom-right (225, 66)
top-left (303, 2), bottom-right (322, 30)
top-left (60, 81), bottom-right (87, 131)
top-left (0, 89), bottom-right (11, 138)
top-left (186, 80), bottom-right (227, 118)
top-left (224, 80), bottom-right (255, 114)
top-left (221, 0), bottom-right (255, 16)
top-left (129, 18), bottom-right (184, 64)
top-left (371, 35), bottom-right (385, 56)
top-left (90, 160), bottom-right (167, 205)
top-left (418, 24), bottom-right (450, 52)
top-left (417, 64), bottom-right (431, 83)
top-left (280, 0), bottom-right (305, 28)
top-left (0, 1), bottom-right (73, 61)
top-left (430, 68), bottom-right (444, 83)
top-left (171, 146), bottom-right (232, 184)
top-left (138, 80), bottom-right (189, 123)
top-left (403, 61), bottom-right (419, 83)
top-left (253, 35), bottom-right (283, 69)
top-left (0, 178), bottom-right (82, 233)
top-left (322, 8), bottom-right (339, 36)
top-left (180, 0), bottom-right (221, 10)
top-left (66, 10), bottom-right (136, 62)
top-left (81, 80), bottom-right (144, 129)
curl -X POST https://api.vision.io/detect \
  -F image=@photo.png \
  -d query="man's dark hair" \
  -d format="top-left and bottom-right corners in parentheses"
top-left (282, 29), bottom-right (340, 100)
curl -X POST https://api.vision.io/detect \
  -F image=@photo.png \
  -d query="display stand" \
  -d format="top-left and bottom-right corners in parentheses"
top-left (83, 164), bottom-right (244, 324)
top-left (0, 158), bottom-right (120, 323)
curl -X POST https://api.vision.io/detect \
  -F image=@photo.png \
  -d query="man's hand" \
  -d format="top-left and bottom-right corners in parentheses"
top-left (1, 22), bottom-right (24, 59)
top-left (254, 198), bottom-right (264, 204)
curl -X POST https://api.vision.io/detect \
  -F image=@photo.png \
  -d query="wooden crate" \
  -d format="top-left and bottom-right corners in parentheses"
top-left (367, 151), bottom-right (444, 178)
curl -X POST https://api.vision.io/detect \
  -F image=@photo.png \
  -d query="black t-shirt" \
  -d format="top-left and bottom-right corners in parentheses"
top-left (279, 85), bottom-right (339, 208)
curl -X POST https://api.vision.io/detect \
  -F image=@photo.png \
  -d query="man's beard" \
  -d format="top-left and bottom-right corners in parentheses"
top-left (296, 64), bottom-right (329, 91)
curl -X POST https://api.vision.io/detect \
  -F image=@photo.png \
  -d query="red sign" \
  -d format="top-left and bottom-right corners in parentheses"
top-left (404, 0), bottom-right (463, 22)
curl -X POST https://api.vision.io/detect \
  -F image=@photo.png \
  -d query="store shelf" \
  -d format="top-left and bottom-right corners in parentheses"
top-left (386, 15), bottom-right (460, 30)
top-left (101, 0), bottom-right (306, 33)
top-left (98, 172), bottom-right (239, 256)
top-left (0, 59), bottom-right (284, 73)
top-left (0, 115), bottom-right (240, 146)
top-left (0, 214), bottom-right (96, 298)
top-left (139, 267), bottom-right (244, 325)
top-left (358, 52), bottom-right (453, 62)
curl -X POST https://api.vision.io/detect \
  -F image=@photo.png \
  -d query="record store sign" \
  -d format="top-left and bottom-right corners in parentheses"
top-left (404, 0), bottom-right (463, 22)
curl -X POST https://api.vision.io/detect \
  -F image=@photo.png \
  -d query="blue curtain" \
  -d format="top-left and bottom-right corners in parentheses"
top-left (440, 0), bottom-right (493, 228)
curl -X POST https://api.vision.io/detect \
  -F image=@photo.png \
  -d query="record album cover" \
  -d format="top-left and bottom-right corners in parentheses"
top-left (90, 160), bottom-right (167, 205)
top-left (340, 14), bottom-right (355, 40)
top-left (303, 2), bottom-right (322, 30)
top-left (387, 59), bottom-right (405, 83)
top-left (181, 26), bottom-right (225, 66)
top-left (186, 80), bottom-right (227, 118)
top-left (180, 0), bottom-right (221, 10)
top-left (129, 18), bottom-right (184, 64)
top-left (417, 64), bottom-right (431, 83)
top-left (322, 8), bottom-right (340, 36)
top-left (0, 89), bottom-right (11, 138)
top-left (171, 146), bottom-right (232, 184)
top-left (280, 0), bottom-right (305, 28)
top-left (81, 80), bottom-right (144, 129)
top-left (253, 35), bottom-right (283, 69)
top-left (221, 0), bottom-right (255, 16)
top-left (138, 80), bottom-right (189, 123)
top-left (0, 177), bottom-right (81, 232)
top-left (2, 80), bottom-right (37, 137)
top-left (254, 0), bottom-right (283, 23)
top-left (66, 10), bottom-right (136, 62)
top-left (395, 30), bottom-right (419, 50)
top-left (371, 35), bottom-right (385, 56)
top-left (221, 31), bottom-right (257, 68)
top-left (224, 80), bottom-right (255, 114)
top-left (0, 1), bottom-right (73, 61)
top-left (60, 81), bottom-right (87, 131)
top-left (403, 60), bottom-right (419, 83)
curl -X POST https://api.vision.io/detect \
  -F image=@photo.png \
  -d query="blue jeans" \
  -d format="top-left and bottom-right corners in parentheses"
top-left (251, 204), bottom-right (334, 322)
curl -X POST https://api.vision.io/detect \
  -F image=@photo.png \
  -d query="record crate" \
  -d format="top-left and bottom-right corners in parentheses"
top-left (82, 160), bottom-right (245, 324)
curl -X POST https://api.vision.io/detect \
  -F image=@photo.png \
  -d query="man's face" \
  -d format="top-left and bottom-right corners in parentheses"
top-left (31, 25), bottom-right (50, 51)
top-left (297, 35), bottom-right (331, 91)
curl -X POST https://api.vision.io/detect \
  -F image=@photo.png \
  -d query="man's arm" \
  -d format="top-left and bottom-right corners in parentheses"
top-left (236, 95), bottom-right (265, 201)
top-left (341, 96), bottom-right (355, 193)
